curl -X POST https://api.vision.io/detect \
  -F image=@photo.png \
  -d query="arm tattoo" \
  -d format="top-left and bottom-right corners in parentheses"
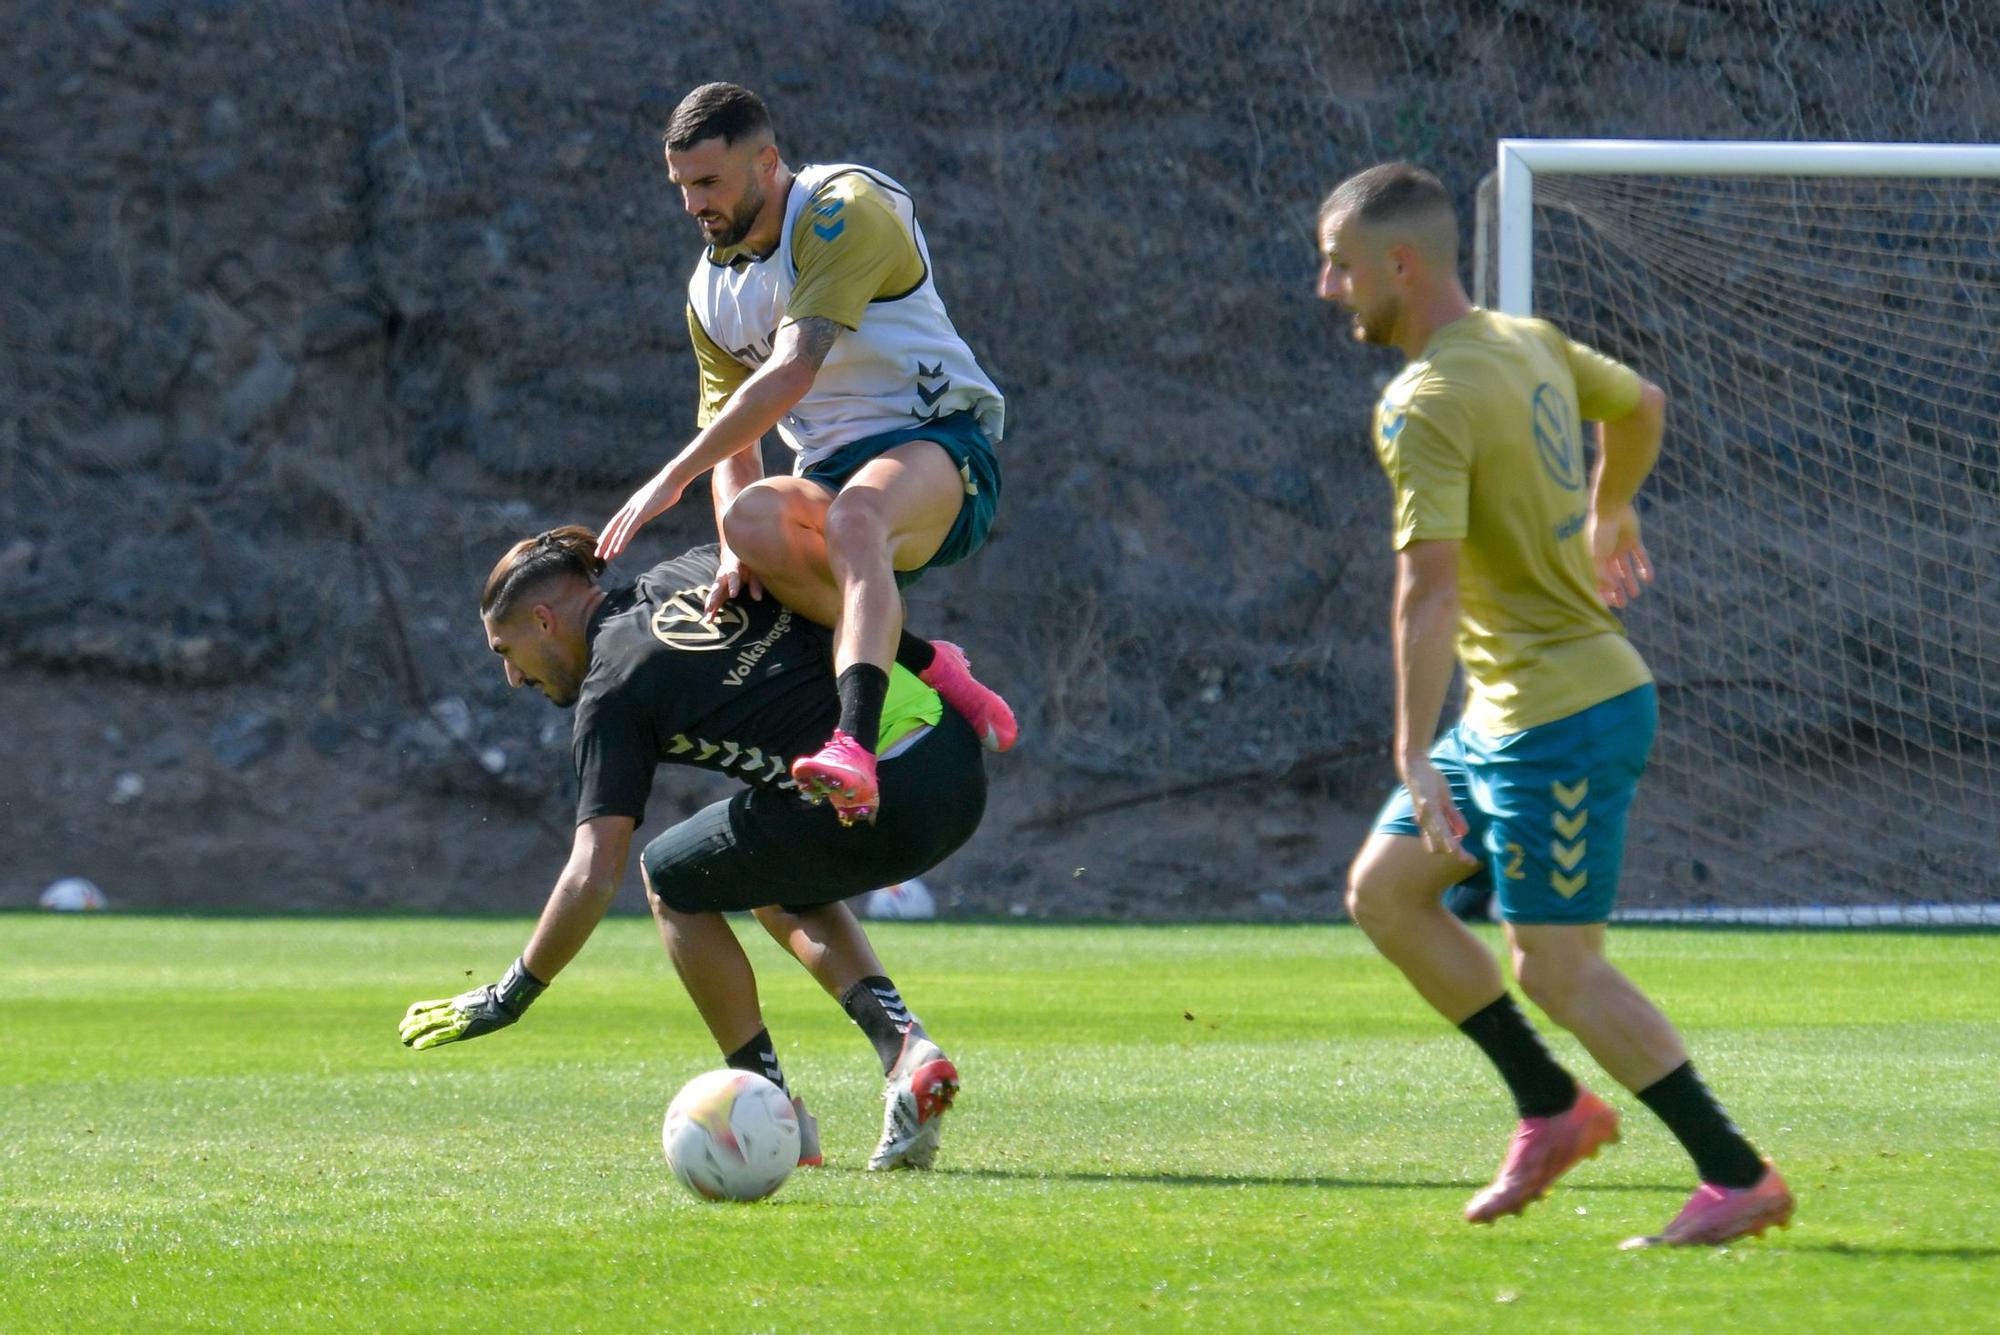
top-left (789, 316), bottom-right (842, 370)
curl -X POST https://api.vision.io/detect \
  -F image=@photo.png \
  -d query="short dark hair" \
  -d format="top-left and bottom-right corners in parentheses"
top-left (1318, 161), bottom-right (1454, 232)
top-left (664, 82), bottom-right (772, 152)
top-left (482, 526), bottom-right (607, 620)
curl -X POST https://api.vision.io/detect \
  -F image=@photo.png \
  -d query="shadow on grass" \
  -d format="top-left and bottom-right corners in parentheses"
top-left (939, 1167), bottom-right (1685, 1192)
top-left (1793, 1242), bottom-right (2000, 1261)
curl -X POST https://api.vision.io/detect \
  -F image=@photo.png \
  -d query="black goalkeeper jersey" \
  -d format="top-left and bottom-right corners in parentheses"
top-left (571, 546), bottom-right (842, 824)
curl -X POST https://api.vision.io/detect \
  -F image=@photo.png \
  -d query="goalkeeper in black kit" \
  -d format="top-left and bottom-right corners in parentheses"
top-left (398, 528), bottom-right (982, 1171)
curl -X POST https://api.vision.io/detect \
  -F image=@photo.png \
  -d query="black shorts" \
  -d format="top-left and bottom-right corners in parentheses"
top-left (640, 711), bottom-right (987, 914)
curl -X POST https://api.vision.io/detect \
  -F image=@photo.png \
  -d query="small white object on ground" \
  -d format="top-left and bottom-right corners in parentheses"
top-left (864, 877), bottom-right (937, 920)
top-left (40, 878), bottom-right (109, 912)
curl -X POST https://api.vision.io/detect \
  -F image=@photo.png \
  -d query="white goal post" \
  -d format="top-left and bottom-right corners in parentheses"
top-left (1476, 139), bottom-right (2000, 926)
top-left (1482, 139), bottom-right (2000, 315)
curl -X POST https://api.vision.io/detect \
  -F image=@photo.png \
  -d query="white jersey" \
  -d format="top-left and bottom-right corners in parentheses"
top-left (686, 162), bottom-right (1005, 469)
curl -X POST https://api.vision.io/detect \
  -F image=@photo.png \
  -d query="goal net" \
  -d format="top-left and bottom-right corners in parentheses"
top-left (1478, 141), bottom-right (2000, 925)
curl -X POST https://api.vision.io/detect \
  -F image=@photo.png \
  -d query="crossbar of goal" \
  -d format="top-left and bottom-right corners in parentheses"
top-left (1484, 139), bottom-right (2000, 317)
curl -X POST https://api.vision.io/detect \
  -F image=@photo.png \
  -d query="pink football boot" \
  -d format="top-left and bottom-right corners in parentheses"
top-left (1465, 1087), bottom-right (1622, 1224)
top-left (920, 641), bottom-right (1018, 753)
top-left (1621, 1162), bottom-right (1795, 1249)
top-left (791, 1096), bottom-right (823, 1169)
top-left (791, 730), bottom-right (880, 826)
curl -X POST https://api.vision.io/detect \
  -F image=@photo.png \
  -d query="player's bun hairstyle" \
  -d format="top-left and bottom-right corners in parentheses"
top-left (481, 526), bottom-right (607, 620)
top-left (1318, 161), bottom-right (1458, 253)
top-left (665, 82), bottom-right (772, 152)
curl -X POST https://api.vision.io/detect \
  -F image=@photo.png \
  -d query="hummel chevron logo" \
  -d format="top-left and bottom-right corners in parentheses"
top-left (809, 198), bottom-right (846, 241)
top-left (672, 734), bottom-right (766, 770)
top-left (1550, 767), bottom-right (1589, 894)
top-left (871, 985), bottom-right (914, 1025)
top-left (914, 362), bottom-right (949, 417)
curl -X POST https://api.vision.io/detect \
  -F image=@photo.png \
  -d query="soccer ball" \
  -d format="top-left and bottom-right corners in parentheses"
top-left (662, 1069), bottom-right (800, 1202)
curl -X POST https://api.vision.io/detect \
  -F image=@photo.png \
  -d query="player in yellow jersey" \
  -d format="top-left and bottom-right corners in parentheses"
top-left (1318, 162), bottom-right (1793, 1248)
top-left (596, 84), bottom-right (1014, 827)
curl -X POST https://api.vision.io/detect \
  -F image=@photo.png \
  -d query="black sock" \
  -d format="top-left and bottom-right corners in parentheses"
top-left (1635, 1061), bottom-right (1766, 1188)
top-left (894, 632), bottom-right (936, 675)
top-left (840, 975), bottom-right (922, 1074)
top-left (722, 1027), bottom-right (789, 1096)
top-left (835, 663), bottom-right (889, 753)
top-left (1458, 994), bottom-right (1579, 1119)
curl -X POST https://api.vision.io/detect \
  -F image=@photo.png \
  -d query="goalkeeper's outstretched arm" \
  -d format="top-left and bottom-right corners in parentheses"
top-left (399, 816), bottom-right (635, 1050)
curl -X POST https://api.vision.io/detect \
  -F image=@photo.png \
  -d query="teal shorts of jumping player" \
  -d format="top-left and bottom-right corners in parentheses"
top-left (1373, 684), bottom-right (1658, 925)
top-left (798, 410), bottom-right (1002, 588)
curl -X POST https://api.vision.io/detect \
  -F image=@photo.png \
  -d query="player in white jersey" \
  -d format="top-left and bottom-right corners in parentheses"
top-left (597, 83), bottom-right (1015, 826)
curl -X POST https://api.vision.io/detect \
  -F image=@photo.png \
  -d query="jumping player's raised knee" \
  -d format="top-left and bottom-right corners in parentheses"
top-left (823, 489), bottom-right (892, 564)
top-left (721, 483), bottom-right (796, 567)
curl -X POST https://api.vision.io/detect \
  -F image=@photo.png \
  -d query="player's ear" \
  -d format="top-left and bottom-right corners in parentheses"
top-left (531, 603), bottom-right (558, 637)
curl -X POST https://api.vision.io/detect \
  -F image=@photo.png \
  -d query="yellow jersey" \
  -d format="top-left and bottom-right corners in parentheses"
top-left (1373, 308), bottom-right (1653, 735)
top-left (686, 164), bottom-right (1004, 465)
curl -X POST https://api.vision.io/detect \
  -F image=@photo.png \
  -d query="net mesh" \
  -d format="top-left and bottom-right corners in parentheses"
top-left (1486, 166), bottom-right (2000, 920)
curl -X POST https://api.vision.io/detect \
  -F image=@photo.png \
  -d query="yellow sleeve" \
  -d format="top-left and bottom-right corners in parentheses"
top-left (785, 179), bottom-right (925, 330)
top-left (1381, 380), bottom-right (1472, 550)
top-left (687, 304), bottom-right (753, 429)
top-left (1564, 336), bottom-right (1644, 422)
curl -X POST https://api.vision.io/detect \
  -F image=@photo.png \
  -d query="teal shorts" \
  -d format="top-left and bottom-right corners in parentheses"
top-left (1373, 684), bottom-right (1657, 924)
top-left (799, 410), bottom-right (1002, 589)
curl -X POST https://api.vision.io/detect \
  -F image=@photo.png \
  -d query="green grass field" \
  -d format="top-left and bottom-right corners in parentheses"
top-left (4, 917), bottom-right (1996, 1332)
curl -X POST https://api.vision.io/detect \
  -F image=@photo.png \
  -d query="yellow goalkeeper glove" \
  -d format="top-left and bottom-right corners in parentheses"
top-left (399, 957), bottom-right (547, 1050)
